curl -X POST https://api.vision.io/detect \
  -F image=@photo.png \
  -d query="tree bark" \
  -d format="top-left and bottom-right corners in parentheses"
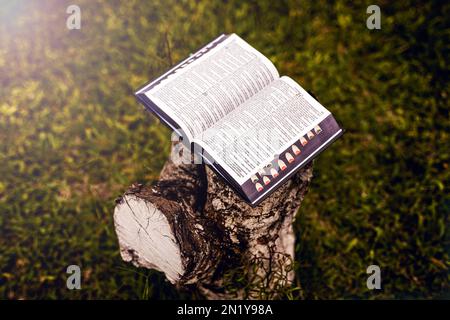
top-left (114, 141), bottom-right (313, 299)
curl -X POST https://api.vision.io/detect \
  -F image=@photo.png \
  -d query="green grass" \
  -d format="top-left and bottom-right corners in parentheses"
top-left (0, 0), bottom-right (448, 299)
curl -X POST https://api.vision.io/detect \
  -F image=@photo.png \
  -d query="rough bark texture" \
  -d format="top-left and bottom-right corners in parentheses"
top-left (114, 142), bottom-right (313, 299)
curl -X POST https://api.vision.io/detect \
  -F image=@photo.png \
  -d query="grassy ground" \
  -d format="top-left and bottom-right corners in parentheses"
top-left (0, 0), bottom-right (448, 299)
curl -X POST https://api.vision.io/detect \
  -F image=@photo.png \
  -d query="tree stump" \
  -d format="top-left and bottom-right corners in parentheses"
top-left (113, 141), bottom-right (313, 299)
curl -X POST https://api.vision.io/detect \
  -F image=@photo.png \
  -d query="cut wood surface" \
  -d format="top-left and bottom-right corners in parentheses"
top-left (114, 141), bottom-right (313, 299)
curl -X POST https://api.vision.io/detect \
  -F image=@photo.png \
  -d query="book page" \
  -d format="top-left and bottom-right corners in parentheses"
top-left (196, 76), bottom-right (333, 185)
top-left (137, 34), bottom-right (279, 142)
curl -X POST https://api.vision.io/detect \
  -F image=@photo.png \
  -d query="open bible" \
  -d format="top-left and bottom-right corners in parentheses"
top-left (135, 34), bottom-right (343, 206)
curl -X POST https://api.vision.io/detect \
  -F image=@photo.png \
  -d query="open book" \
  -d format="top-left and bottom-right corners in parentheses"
top-left (135, 34), bottom-right (343, 206)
